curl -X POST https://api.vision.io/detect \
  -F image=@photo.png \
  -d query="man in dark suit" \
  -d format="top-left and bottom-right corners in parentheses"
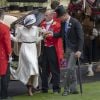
top-left (54, 5), bottom-right (84, 96)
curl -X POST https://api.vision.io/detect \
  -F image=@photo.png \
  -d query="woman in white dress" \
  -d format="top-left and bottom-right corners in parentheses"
top-left (10, 14), bottom-right (43, 96)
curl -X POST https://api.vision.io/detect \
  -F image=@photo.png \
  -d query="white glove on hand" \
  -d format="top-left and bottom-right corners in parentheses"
top-left (92, 28), bottom-right (98, 37)
top-left (47, 31), bottom-right (53, 36)
top-left (8, 56), bottom-right (13, 63)
top-left (75, 51), bottom-right (81, 58)
top-left (41, 28), bottom-right (46, 33)
top-left (10, 34), bottom-right (14, 40)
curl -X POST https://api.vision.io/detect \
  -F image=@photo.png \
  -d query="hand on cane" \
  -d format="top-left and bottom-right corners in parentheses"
top-left (75, 51), bottom-right (81, 58)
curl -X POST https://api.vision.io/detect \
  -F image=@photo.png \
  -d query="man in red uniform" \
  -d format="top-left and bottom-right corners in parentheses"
top-left (0, 9), bottom-right (12, 99)
top-left (50, 1), bottom-right (64, 66)
top-left (40, 9), bottom-right (63, 93)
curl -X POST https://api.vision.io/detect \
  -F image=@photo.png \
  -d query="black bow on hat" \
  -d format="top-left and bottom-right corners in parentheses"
top-left (55, 5), bottom-right (67, 18)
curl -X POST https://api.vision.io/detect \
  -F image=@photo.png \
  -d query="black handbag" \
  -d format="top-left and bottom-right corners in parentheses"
top-left (38, 54), bottom-right (43, 65)
top-left (38, 40), bottom-right (44, 65)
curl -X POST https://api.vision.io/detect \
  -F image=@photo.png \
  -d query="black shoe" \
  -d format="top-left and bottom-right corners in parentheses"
top-left (70, 91), bottom-right (79, 94)
top-left (41, 90), bottom-right (48, 93)
top-left (53, 90), bottom-right (60, 94)
top-left (0, 96), bottom-right (12, 100)
top-left (0, 97), bottom-right (8, 100)
top-left (33, 87), bottom-right (41, 93)
top-left (53, 87), bottom-right (61, 93)
top-left (58, 88), bottom-right (61, 93)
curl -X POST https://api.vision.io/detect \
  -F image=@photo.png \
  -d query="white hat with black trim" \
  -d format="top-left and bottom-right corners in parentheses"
top-left (24, 14), bottom-right (36, 26)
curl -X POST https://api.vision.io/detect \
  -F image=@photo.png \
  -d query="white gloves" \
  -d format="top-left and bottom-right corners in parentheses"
top-left (41, 28), bottom-right (47, 33)
top-left (39, 28), bottom-right (53, 36)
top-left (92, 28), bottom-right (98, 37)
top-left (10, 34), bottom-right (14, 40)
top-left (8, 56), bottom-right (13, 63)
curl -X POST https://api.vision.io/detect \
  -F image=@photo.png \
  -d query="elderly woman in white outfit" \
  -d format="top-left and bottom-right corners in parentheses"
top-left (10, 14), bottom-right (43, 96)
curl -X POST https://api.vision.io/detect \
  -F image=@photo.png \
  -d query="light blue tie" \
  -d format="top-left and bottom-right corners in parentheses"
top-left (65, 22), bottom-right (69, 33)
top-left (64, 22), bottom-right (69, 46)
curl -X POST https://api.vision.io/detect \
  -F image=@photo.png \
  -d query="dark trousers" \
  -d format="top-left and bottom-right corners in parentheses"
top-left (41, 46), bottom-right (60, 92)
top-left (84, 39), bottom-right (96, 63)
top-left (0, 64), bottom-right (10, 99)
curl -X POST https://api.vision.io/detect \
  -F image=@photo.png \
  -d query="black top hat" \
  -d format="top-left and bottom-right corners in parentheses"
top-left (55, 5), bottom-right (67, 17)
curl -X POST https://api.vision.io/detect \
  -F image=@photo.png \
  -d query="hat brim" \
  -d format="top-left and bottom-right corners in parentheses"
top-left (25, 19), bottom-right (36, 26)
top-left (24, 14), bottom-right (36, 26)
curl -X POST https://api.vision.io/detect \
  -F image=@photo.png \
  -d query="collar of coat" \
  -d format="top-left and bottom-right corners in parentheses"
top-left (41, 19), bottom-right (57, 28)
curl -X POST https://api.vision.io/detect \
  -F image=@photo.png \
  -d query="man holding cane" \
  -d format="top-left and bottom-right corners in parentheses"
top-left (54, 5), bottom-right (84, 96)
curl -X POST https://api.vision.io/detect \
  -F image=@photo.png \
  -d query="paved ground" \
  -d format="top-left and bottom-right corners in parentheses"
top-left (0, 64), bottom-right (100, 97)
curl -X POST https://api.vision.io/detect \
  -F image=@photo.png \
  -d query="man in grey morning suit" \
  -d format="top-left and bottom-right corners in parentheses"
top-left (54, 5), bottom-right (84, 96)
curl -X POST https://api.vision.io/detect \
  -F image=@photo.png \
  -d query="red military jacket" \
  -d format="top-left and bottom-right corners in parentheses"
top-left (41, 19), bottom-right (64, 68)
top-left (0, 21), bottom-right (12, 75)
top-left (53, 12), bottom-right (61, 23)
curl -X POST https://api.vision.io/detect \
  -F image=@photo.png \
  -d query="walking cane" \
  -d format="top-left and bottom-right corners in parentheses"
top-left (77, 58), bottom-right (83, 95)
